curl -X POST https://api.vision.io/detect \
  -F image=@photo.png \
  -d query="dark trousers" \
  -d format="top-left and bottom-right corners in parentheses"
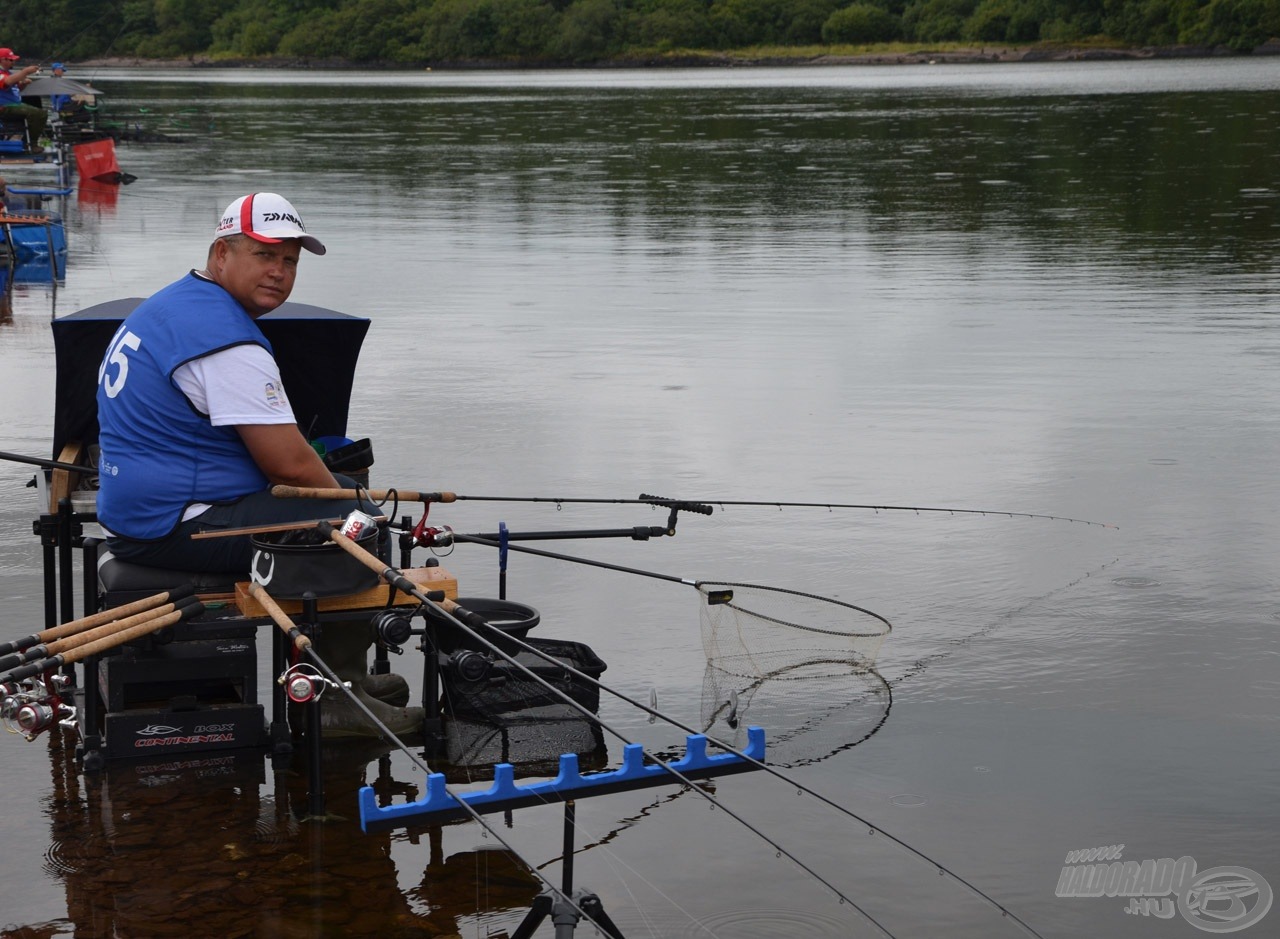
top-left (0, 104), bottom-right (47, 147)
top-left (105, 477), bottom-right (372, 574)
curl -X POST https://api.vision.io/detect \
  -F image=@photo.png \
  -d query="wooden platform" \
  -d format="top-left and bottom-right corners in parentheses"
top-left (232, 566), bottom-right (457, 617)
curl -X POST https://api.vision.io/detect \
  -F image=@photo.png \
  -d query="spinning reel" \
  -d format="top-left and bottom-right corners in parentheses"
top-left (1, 673), bottom-right (76, 741)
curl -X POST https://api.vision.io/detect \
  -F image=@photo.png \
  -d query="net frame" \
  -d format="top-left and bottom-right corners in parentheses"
top-left (697, 581), bottom-right (891, 679)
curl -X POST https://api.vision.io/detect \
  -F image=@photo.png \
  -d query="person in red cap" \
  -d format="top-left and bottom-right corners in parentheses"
top-left (0, 48), bottom-right (47, 152)
top-left (97, 192), bottom-right (342, 569)
top-left (94, 193), bottom-right (426, 737)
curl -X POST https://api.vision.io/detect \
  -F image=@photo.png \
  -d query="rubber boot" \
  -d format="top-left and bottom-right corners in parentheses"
top-left (310, 620), bottom-right (423, 739)
top-left (362, 672), bottom-right (410, 707)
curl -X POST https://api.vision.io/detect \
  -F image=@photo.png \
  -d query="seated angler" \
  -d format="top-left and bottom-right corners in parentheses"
top-left (0, 48), bottom-right (47, 151)
top-left (48, 62), bottom-right (72, 113)
top-left (95, 192), bottom-right (424, 738)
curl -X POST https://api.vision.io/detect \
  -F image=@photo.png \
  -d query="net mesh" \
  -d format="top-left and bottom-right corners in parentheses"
top-left (701, 659), bottom-right (892, 768)
top-left (697, 581), bottom-right (890, 679)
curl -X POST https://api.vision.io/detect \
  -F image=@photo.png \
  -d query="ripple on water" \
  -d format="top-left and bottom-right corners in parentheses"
top-left (891, 793), bottom-right (928, 807)
top-left (43, 830), bottom-right (106, 878)
top-left (1112, 576), bottom-right (1161, 588)
top-left (682, 908), bottom-right (856, 938)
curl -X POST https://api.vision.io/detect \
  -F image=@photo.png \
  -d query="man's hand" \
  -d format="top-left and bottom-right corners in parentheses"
top-left (237, 424), bottom-right (340, 488)
top-left (4, 65), bottom-right (37, 88)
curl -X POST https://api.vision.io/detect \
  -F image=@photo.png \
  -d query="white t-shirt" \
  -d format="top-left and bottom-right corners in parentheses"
top-left (173, 344), bottom-right (296, 426)
top-left (168, 299), bottom-right (298, 520)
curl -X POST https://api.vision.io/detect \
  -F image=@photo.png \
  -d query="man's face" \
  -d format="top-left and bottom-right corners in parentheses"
top-left (1, 58), bottom-right (17, 69)
top-left (212, 237), bottom-right (301, 317)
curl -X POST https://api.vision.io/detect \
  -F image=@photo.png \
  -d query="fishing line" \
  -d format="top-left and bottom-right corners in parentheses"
top-left (703, 661), bottom-right (894, 769)
top-left (448, 493), bottom-right (1117, 529)
top-left (358, 528), bottom-right (1030, 929)
top-left (405, 528), bottom-right (1039, 936)
top-left (270, 486), bottom-right (1117, 529)
top-left (456, 620), bottom-right (1044, 939)
top-left (426, 599), bottom-right (896, 939)
top-left (248, 583), bottom-right (601, 933)
top-left (317, 530), bottom-right (898, 937)
top-left (889, 557), bottom-right (1120, 692)
top-left (36, 3), bottom-right (127, 72)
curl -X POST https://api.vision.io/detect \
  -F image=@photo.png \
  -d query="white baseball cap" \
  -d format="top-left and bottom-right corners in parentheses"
top-left (214, 192), bottom-right (326, 255)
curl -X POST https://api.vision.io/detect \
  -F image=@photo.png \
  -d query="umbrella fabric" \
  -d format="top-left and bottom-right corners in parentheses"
top-left (21, 76), bottom-right (102, 97)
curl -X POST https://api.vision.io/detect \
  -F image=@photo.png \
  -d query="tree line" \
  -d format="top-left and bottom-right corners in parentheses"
top-left (5, 0), bottom-right (1278, 65)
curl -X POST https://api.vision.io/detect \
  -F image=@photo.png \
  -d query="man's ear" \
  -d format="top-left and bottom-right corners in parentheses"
top-left (210, 238), bottom-right (231, 270)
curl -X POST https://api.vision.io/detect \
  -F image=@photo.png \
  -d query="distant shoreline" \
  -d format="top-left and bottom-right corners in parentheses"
top-left (76, 42), bottom-right (1280, 71)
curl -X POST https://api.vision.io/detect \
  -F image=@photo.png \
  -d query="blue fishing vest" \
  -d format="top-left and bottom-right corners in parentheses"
top-left (0, 72), bottom-right (22, 106)
top-left (96, 274), bottom-right (276, 540)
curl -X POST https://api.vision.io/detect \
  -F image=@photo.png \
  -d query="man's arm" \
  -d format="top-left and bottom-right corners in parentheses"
top-left (2, 66), bottom-right (38, 88)
top-left (237, 423), bottom-right (341, 488)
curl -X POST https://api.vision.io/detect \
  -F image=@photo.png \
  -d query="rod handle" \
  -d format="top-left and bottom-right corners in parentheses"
top-left (248, 582), bottom-right (311, 651)
top-left (271, 485), bottom-right (455, 503)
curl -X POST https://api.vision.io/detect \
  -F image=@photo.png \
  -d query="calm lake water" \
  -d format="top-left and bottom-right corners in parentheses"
top-left (1, 58), bottom-right (1278, 938)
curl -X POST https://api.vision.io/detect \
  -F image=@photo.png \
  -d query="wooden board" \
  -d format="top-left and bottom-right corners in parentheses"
top-left (49, 441), bottom-right (83, 514)
top-left (232, 566), bottom-right (457, 617)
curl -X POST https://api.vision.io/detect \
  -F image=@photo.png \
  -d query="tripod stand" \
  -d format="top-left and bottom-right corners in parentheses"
top-left (509, 801), bottom-right (624, 938)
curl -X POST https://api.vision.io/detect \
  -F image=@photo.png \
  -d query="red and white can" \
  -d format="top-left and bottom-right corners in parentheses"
top-left (340, 509), bottom-right (376, 540)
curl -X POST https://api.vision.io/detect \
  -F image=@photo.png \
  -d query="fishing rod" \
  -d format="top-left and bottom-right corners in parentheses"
top-left (0, 449), bottom-right (91, 475)
top-left (247, 581), bottom-right (765, 939)
top-left (0, 597), bottom-right (204, 685)
top-left (35, 1), bottom-right (127, 71)
top-left (0, 584), bottom-right (193, 658)
top-left (0, 594), bottom-right (199, 674)
top-left (269, 484), bottom-right (1116, 528)
top-left (434, 531), bottom-right (892, 649)
top-left (387, 528), bottom-right (1041, 937)
top-left (2, 599), bottom-right (204, 741)
top-left (320, 523), bottom-right (900, 936)
top-left (322, 520), bottom-right (1043, 938)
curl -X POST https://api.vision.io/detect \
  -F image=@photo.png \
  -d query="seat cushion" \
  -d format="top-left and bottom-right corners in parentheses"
top-left (98, 550), bottom-right (241, 601)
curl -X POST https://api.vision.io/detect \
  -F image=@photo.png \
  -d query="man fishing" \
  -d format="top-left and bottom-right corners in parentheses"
top-left (95, 192), bottom-right (424, 737)
top-left (0, 48), bottom-right (47, 151)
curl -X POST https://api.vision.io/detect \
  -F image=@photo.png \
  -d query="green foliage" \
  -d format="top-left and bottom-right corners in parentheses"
top-left (902, 0), bottom-right (979, 40)
top-left (959, 0), bottom-right (1052, 40)
top-left (552, 0), bottom-right (626, 59)
top-left (627, 0), bottom-right (716, 49)
top-left (711, 0), bottom-right (843, 45)
top-left (4, 0), bottom-right (1278, 65)
top-left (1186, 0), bottom-right (1280, 50)
top-left (822, 3), bottom-right (903, 41)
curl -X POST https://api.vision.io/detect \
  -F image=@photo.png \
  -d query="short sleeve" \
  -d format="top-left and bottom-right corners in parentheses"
top-left (173, 344), bottom-right (296, 427)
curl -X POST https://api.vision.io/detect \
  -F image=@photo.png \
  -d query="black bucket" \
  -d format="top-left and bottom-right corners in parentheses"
top-left (440, 637), bottom-right (607, 721)
top-left (248, 525), bottom-right (380, 599)
top-left (430, 597), bottom-right (540, 655)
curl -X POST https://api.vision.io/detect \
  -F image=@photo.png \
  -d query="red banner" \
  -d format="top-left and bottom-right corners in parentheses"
top-left (74, 138), bottom-right (121, 182)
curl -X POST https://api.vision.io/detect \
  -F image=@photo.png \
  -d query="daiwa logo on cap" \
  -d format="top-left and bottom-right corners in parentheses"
top-left (262, 210), bottom-right (303, 227)
top-left (213, 192), bottom-right (327, 255)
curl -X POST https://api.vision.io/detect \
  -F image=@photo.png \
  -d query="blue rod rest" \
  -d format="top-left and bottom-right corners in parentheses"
top-left (360, 726), bottom-right (767, 832)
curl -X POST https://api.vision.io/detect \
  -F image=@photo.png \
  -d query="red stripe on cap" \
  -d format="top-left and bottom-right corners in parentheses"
top-left (240, 193), bottom-right (257, 236)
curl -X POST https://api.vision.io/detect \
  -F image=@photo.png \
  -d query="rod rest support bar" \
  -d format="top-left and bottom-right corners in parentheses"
top-left (359, 727), bottom-right (766, 832)
top-left (466, 526), bottom-right (670, 543)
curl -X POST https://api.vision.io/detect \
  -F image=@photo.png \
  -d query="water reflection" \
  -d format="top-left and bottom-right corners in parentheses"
top-left (6, 734), bottom-right (542, 938)
top-left (1, 60), bottom-right (1278, 938)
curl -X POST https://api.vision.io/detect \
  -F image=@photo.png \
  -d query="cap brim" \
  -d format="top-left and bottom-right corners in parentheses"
top-left (244, 228), bottom-right (327, 256)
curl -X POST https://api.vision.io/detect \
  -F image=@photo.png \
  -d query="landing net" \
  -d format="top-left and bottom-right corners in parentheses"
top-left (701, 659), bottom-right (891, 768)
top-left (697, 582), bottom-right (891, 679)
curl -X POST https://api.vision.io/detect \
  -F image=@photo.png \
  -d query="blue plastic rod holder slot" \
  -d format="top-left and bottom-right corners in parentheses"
top-left (359, 726), bottom-right (767, 832)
